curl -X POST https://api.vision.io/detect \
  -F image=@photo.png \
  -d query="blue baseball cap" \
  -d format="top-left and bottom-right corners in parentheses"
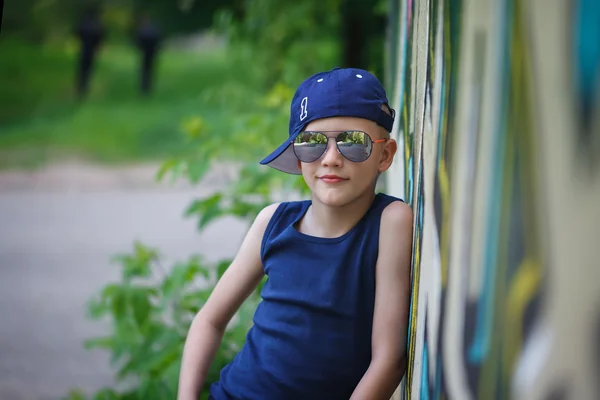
top-left (259, 67), bottom-right (396, 174)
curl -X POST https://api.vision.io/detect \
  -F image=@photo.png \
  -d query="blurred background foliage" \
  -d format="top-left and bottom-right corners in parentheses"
top-left (1, 0), bottom-right (389, 398)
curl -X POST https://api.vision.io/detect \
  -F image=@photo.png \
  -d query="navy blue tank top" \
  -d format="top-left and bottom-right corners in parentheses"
top-left (210, 193), bottom-right (402, 400)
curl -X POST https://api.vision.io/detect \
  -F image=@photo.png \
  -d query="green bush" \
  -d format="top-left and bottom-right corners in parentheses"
top-left (67, 243), bottom-right (257, 400)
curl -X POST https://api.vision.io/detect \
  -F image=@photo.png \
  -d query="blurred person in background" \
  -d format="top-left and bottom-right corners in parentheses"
top-left (74, 4), bottom-right (105, 98)
top-left (134, 12), bottom-right (161, 96)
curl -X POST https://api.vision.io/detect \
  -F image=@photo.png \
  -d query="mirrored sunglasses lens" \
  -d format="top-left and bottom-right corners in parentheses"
top-left (337, 131), bottom-right (372, 162)
top-left (293, 132), bottom-right (328, 162)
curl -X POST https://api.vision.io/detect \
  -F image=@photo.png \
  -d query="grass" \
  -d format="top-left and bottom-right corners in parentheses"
top-left (0, 36), bottom-right (261, 169)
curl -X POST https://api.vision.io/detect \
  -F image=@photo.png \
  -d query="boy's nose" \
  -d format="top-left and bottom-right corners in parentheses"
top-left (321, 138), bottom-right (343, 167)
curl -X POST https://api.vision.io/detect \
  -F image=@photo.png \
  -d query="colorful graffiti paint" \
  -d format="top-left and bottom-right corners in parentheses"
top-left (386, 0), bottom-right (600, 399)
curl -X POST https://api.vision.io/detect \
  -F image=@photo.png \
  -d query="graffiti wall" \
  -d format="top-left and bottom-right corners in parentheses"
top-left (385, 0), bottom-right (600, 399)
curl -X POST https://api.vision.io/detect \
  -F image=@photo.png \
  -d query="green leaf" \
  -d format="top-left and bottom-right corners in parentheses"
top-left (86, 295), bottom-right (109, 320)
top-left (118, 338), bottom-right (182, 378)
top-left (179, 289), bottom-right (213, 314)
top-left (155, 159), bottom-right (178, 182)
top-left (185, 193), bottom-right (226, 230)
top-left (188, 256), bottom-right (210, 280)
top-left (83, 336), bottom-right (115, 351)
top-left (185, 193), bottom-right (222, 217)
top-left (92, 388), bottom-right (120, 400)
top-left (113, 242), bottom-right (159, 280)
top-left (186, 157), bottom-right (211, 184)
top-left (131, 289), bottom-right (153, 329)
top-left (110, 290), bottom-right (127, 321)
top-left (170, 160), bottom-right (188, 184)
top-left (99, 283), bottom-right (122, 300)
top-left (229, 199), bottom-right (260, 220)
top-left (156, 159), bottom-right (188, 184)
top-left (181, 116), bottom-right (208, 140)
top-left (161, 257), bottom-right (210, 299)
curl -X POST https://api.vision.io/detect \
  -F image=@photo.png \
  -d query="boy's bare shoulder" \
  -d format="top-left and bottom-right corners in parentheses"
top-left (377, 200), bottom-right (413, 266)
top-left (250, 202), bottom-right (282, 232)
top-left (381, 200), bottom-right (413, 231)
top-left (375, 200), bottom-right (413, 281)
top-left (256, 202), bottom-right (281, 222)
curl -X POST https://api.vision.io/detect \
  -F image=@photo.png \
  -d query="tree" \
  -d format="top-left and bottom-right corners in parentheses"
top-left (214, 0), bottom-right (388, 87)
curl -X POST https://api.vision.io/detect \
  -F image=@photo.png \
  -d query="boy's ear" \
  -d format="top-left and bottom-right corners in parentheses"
top-left (378, 138), bottom-right (397, 173)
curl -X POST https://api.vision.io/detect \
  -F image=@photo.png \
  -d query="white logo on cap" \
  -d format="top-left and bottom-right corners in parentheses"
top-left (300, 97), bottom-right (308, 121)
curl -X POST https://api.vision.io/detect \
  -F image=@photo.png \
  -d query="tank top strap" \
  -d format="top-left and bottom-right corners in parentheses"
top-left (364, 193), bottom-right (405, 222)
top-left (260, 200), bottom-right (310, 261)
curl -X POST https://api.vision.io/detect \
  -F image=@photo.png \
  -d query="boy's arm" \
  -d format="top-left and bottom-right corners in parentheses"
top-left (350, 201), bottom-right (413, 400)
top-left (177, 203), bottom-right (280, 400)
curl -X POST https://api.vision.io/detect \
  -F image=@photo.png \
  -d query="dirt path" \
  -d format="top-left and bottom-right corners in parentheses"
top-left (0, 161), bottom-right (240, 193)
top-left (0, 162), bottom-right (247, 399)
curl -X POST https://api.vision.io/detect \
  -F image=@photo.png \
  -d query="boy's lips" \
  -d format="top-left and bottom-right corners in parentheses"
top-left (319, 174), bottom-right (348, 184)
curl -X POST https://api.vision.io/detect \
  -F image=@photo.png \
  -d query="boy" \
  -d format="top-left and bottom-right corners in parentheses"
top-left (178, 67), bottom-right (413, 400)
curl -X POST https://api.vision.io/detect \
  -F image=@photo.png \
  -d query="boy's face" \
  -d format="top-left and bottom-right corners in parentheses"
top-left (297, 116), bottom-right (397, 207)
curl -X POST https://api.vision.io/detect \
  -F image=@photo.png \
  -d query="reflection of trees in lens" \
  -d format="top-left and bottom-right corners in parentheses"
top-left (347, 131), bottom-right (366, 144)
top-left (296, 133), bottom-right (323, 144)
top-left (308, 133), bottom-right (327, 144)
top-left (343, 131), bottom-right (365, 145)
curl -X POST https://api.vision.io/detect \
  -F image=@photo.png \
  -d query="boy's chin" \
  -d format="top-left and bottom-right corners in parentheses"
top-left (312, 189), bottom-right (355, 208)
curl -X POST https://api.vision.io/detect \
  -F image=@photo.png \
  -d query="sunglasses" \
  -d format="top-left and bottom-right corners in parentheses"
top-left (292, 130), bottom-right (388, 163)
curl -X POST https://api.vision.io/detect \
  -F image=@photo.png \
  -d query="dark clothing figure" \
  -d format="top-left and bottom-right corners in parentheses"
top-left (135, 18), bottom-right (161, 96)
top-left (74, 8), bottom-right (105, 98)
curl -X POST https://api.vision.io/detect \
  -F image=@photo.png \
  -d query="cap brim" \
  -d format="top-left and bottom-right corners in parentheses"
top-left (259, 137), bottom-right (302, 175)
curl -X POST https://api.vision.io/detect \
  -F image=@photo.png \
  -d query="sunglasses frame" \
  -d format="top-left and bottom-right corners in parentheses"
top-left (292, 130), bottom-right (388, 163)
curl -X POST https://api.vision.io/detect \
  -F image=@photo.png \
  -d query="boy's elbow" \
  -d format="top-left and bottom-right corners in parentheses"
top-left (193, 308), bottom-right (227, 335)
top-left (371, 349), bottom-right (406, 377)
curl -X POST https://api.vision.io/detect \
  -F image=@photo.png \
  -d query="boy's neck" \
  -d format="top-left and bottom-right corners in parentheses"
top-left (302, 190), bottom-right (377, 239)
